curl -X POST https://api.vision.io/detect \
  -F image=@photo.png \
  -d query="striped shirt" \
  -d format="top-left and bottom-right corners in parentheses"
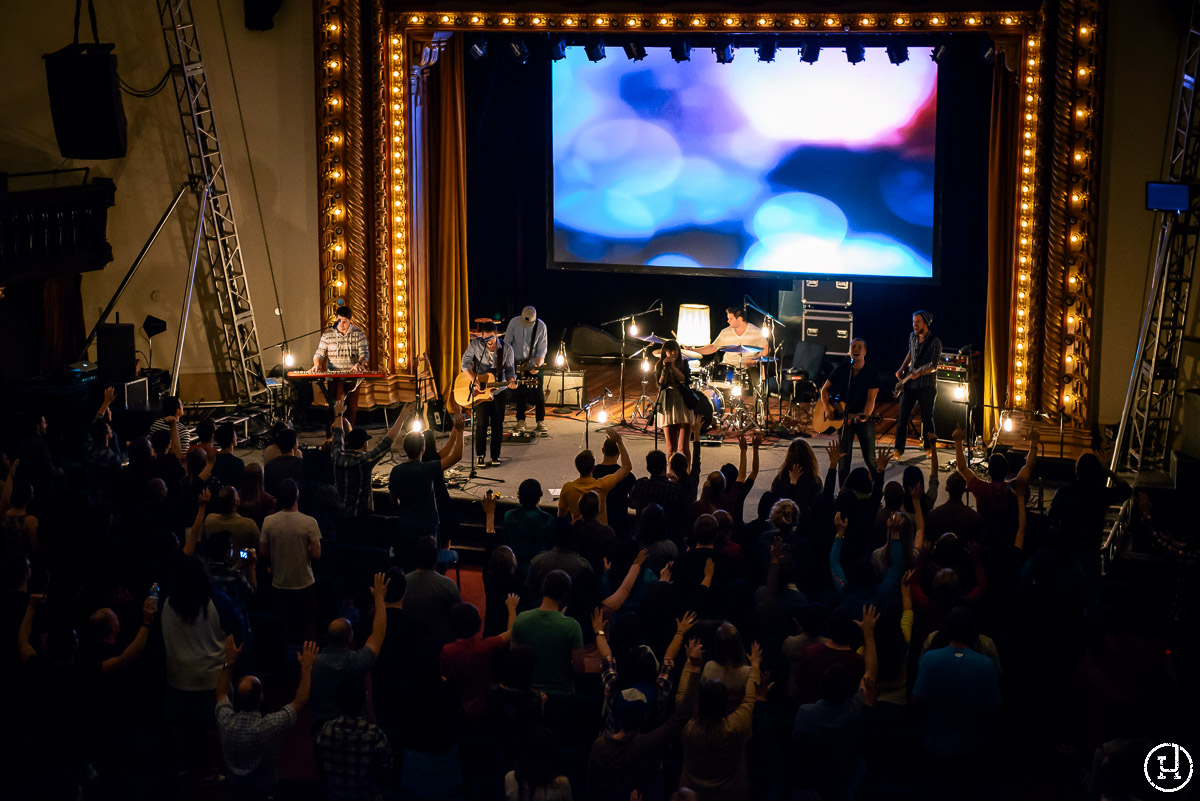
top-left (316, 715), bottom-right (392, 801)
top-left (315, 324), bottom-right (369, 371)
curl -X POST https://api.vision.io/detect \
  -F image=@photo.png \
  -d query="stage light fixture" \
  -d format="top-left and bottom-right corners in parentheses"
top-left (757, 38), bottom-right (777, 62)
top-left (670, 40), bottom-right (691, 62)
top-left (467, 36), bottom-right (488, 60)
top-left (623, 42), bottom-right (647, 61)
top-left (505, 39), bottom-right (529, 64)
top-left (800, 41), bottom-right (820, 64)
top-left (887, 45), bottom-right (908, 65)
top-left (549, 36), bottom-right (567, 61)
top-left (844, 41), bottom-right (866, 64)
top-left (714, 38), bottom-right (735, 64)
top-left (932, 44), bottom-right (948, 63)
top-left (585, 40), bottom-right (606, 62)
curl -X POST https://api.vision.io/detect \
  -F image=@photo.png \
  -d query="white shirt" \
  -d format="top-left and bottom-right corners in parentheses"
top-left (712, 323), bottom-right (768, 366)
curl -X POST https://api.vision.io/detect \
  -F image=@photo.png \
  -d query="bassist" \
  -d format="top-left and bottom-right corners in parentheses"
top-left (461, 321), bottom-right (516, 467)
top-left (503, 305), bottom-right (549, 435)
top-left (820, 338), bottom-right (880, 485)
top-left (893, 310), bottom-right (942, 461)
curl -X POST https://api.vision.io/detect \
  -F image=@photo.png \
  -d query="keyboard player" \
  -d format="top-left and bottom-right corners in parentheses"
top-left (311, 306), bottom-right (370, 425)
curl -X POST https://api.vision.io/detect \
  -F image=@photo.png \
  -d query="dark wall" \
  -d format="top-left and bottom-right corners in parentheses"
top-left (464, 36), bottom-right (992, 369)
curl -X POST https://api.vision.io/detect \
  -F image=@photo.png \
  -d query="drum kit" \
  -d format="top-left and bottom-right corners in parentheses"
top-left (637, 334), bottom-right (773, 430)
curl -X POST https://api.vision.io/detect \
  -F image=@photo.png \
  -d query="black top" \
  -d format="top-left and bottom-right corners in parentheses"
top-left (656, 358), bottom-right (691, 389)
top-left (388, 460), bottom-right (444, 527)
top-left (826, 361), bottom-right (881, 414)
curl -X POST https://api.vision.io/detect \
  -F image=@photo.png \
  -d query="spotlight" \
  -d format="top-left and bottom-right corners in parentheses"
top-left (623, 42), bottom-right (647, 61)
top-left (953, 384), bottom-right (968, 401)
top-left (757, 37), bottom-right (777, 62)
top-left (845, 41), bottom-right (865, 64)
top-left (932, 44), bottom-right (948, 63)
top-left (585, 39), bottom-right (606, 62)
top-left (887, 45), bottom-right (908, 65)
top-left (670, 40), bottom-right (691, 62)
top-left (549, 36), bottom-right (567, 61)
top-left (283, 352), bottom-right (296, 368)
top-left (467, 36), bottom-right (487, 60)
top-left (800, 41), bottom-right (820, 64)
top-left (714, 38), bottom-right (735, 64)
top-left (1002, 416), bottom-right (1014, 433)
top-left (505, 38), bottom-right (529, 64)
top-left (411, 418), bottom-right (424, 433)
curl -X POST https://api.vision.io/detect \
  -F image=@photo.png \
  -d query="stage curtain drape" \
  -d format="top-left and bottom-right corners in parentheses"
top-left (428, 38), bottom-right (470, 396)
top-left (42, 273), bottom-right (85, 373)
top-left (983, 54), bottom-right (1020, 440)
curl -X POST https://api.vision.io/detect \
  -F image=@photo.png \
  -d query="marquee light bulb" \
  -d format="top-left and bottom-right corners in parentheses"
top-left (629, 323), bottom-right (638, 337)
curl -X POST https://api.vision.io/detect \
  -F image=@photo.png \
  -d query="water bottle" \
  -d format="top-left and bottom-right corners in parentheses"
top-left (149, 582), bottom-right (160, 600)
top-left (972, 436), bottom-right (985, 462)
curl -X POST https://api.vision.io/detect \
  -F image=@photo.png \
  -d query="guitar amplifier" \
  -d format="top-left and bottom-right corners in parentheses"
top-left (801, 310), bottom-right (853, 356)
top-left (546, 370), bottom-right (585, 408)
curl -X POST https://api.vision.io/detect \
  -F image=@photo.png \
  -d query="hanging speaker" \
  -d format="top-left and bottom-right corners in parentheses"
top-left (43, 43), bottom-right (128, 160)
top-left (97, 323), bottom-right (136, 385)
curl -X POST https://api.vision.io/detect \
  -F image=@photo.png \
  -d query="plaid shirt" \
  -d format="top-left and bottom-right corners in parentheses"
top-left (331, 428), bottom-right (393, 516)
top-left (601, 656), bottom-right (675, 734)
top-left (316, 715), bottom-right (392, 801)
top-left (215, 699), bottom-right (297, 790)
top-left (315, 324), bottom-right (370, 370)
top-left (905, 332), bottom-right (943, 390)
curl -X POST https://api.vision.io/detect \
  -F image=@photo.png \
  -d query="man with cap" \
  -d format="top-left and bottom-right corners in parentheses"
top-left (462, 320), bottom-right (517, 467)
top-left (330, 396), bottom-right (405, 518)
top-left (312, 305), bottom-right (371, 425)
top-left (894, 310), bottom-right (942, 461)
top-left (504, 305), bottom-right (549, 435)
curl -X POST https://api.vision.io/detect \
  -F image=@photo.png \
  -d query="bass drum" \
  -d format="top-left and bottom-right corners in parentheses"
top-left (657, 386), bottom-right (723, 431)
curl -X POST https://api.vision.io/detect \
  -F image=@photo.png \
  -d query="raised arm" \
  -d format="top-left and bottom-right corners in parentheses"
top-left (830, 515), bottom-right (848, 595)
top-left (600, 549), bottom-right (647, 611)
top-left (1014, 430), bottom-right (1041, 487)
top-left (952, 425), bottom-right (974, 484)
top-left (1014, 488), bottom-right (1028, 551)
top-left (663, 611), bottom-right (697, 665)
top-left (726, 642), bottom-right (763, 734)
top-left (748, 431), bottom-right (763, 483)
top-left (291, 641), bottom-right (319, 711)
top-left (609, 431), bottom-right (632, 483)
top-left (167, 417), bottom-right (184, 461)
top-left (363, 572), bottom-right (390, 655)
top-left (215, 634), bottom-right (244, 704)
top-left (911, 485), bottom-right (926, 552)
top-left (500, 593), bottom-right (519, 642)
top-left (102, 596), bottom-right (157, 674)
top-left (184, 488), bottom-right (211, 557)
top-left (856, 604), bottom-right (879, 705)
top-left (439, 415), bottom-right (466, 470)
top-left (17, 593), bottom-right (44, 663)
top-left (736, 430), bottom-right (749, 483)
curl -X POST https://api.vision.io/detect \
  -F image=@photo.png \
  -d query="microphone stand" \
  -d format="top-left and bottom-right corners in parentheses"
top-left (583, 390), bottom-right (612, 451)
top-left (602, 301), bottom-right (663, 425)
top-left (745, 296), bottom-right (788, 436)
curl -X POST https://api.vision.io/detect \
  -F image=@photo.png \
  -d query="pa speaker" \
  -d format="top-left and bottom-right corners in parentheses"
top-left (97, 323), bottom-right (136, 385)
top-left (43, 43), bottom-right (128, 160)
top-left (932, 376), bottom-right (971, 440)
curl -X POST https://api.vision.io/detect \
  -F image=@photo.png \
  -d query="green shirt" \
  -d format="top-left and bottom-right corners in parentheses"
top-left (511, 608), bottom-right (583, 696)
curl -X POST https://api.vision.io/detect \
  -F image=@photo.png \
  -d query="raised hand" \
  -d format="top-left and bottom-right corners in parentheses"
top-left (769, 536), bottom-right (784, 564)
top-left (591, 607), bottom-right (606, 636)
top-left (789, 463), bottom-right (802, 485)
top-left (676, 610), bottom-right (698, 636)
top-left (142, 595), bottom-right (158, 625)
top-left (299, 640), bottom-right (319, 669)
top-left (505, 593), bottom-right (520, 612)
top-left (755, 670), bottom-right (775, 702)
top-left (333, 397), bottom-right (347, 416)
top-left (224, 634), bottom-right (243, 666)
top-left (752, 430), bottom-right (767, 447)
top-left (736, 428), bottom-right (748, 448)
top-left (750, 641), bottom-right (763, 669)
top-left (685, 636), bottom-right (704, 667)
top-left (855, 604), bottom-right (879, 636)
top-left (480, 492), bottom-right (497, 515)
top-left (198, 487), bottom-right (211, 506)
top-left (825, 441), bottom-right (842, 468)
top-left (372, 572), bottom-right (390, 600)
top-left (634, 548), bottom-right (648, 568)
top-left (659, 561), bottom-right (673, 583)
top-left (703, 557), bottom-right (715, 584)
top-left (952, 424), bottom-right (965, 444)
top-left (834, 512), bottom-right (848, 536)
top-left (876, 447), bottom-right (893, 472)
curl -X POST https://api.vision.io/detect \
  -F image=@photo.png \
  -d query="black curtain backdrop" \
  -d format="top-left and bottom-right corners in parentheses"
top-left (464, 36), bottom-right (993, 370)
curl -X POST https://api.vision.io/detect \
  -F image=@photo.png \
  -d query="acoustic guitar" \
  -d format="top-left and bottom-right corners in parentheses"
top-left (813, 398), bottom-right (882, 432)
top-left (451, 371), bottom-right (537, 408)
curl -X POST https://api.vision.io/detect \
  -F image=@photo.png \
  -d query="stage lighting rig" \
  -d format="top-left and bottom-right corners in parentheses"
top-left (800, 40), bottom-right (820, 64)
top-left (714, 37), bottom-right (735, 64)
top-left (505, 38), bottom-right (529, 64)
top-left (549, 36), bottom-right (567, 61)
top-left (670, 40), bottom-right (691, 62)
top-left (757, 37), bottom-right (777, 62)
top-left (845, 41), bottom-right (866, 64)
top-left (623, 42), bottom-right (647, 61)
top-left (887, 45), bottom-right (909, 65)
top-left (585, 39), bottom-right (606, 62)
top-left (467, 36), bottom-right (487, 60)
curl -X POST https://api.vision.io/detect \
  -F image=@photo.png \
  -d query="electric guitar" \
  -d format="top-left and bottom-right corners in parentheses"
top-left (892, 366), bottom-right (933, 398)
top-left (813, 398), bottom-right (882, 432)
top-left (451, 371), bottom-right (538, 407)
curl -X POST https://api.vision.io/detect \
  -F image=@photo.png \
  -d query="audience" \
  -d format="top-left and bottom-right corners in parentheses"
top-left (0, 387), bottom-right (1170, 801)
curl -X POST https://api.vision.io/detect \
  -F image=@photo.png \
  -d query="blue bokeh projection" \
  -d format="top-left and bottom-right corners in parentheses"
top-left (552, 47), bottom-right (938, 279)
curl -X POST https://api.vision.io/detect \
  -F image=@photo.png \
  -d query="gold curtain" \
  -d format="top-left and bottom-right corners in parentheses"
top-left (428, 38), bottom-right (471, 397)
top-left (983, 54), bottom-right (1020, 439)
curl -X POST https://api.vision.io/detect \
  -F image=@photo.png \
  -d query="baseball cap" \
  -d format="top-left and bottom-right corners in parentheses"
top-left (520, 306), bottom-right (537, 328)
top-left (345, 428), bottom-right (371, 448)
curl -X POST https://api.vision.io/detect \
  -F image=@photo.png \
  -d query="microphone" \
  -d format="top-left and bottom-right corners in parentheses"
top-left (658, 301), bottom-right (664, 317)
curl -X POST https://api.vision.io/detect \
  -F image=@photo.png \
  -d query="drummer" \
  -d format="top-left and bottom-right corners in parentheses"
top-left (694, 306), bottom-right (770, 370)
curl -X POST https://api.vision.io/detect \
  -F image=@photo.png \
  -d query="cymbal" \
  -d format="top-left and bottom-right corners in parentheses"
top-left (719, 344), bottom-right (763, 354)
top-left (651, 348), bottom-right (702, 360)
top-left (473, 317), bottom-right (503, 324)
top-left (637, 333), bottom-right (666, 344)
top-left (757, 356), bottom-right (777, 363)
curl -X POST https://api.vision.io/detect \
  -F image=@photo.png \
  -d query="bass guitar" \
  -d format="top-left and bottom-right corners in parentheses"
top-left (813, 399), bottom-right (882, 432)
top-left (451, 371), bottom-right (537, 408)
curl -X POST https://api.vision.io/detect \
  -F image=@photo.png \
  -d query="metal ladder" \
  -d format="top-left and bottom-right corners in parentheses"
top-left (157, 0), bottom-right (268, 403)
top-left (1112, 1), bottom-right (1200, 474)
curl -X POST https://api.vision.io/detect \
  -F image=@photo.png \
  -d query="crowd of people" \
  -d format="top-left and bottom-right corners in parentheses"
top-left (0, 387), bottom-right (1181, 801)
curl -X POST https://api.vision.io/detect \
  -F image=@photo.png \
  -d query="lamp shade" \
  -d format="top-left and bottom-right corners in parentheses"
top-left (677, 304), bottom-right (711, 347)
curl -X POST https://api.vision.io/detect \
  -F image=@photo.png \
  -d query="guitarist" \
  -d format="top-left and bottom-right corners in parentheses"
top-left (461, 321), bottom-right (517, 468)
top-left (820, 338), bottom-right (880, 485)
top-left (503, 305), bottom-right (548, 435)
top-left (893, 310), bottom-right (942, 461)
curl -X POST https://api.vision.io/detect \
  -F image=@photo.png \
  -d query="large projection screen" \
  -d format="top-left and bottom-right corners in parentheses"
top-left (551, 46), bottom-right (940, 281)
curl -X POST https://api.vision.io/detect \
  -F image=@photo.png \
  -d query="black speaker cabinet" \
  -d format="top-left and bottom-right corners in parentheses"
top-left (932, 376), bottom-right (971, 440)
top-left (43, 44), bottom-right (128, 160)
top-left (97, 323), bottom-right (136, 385)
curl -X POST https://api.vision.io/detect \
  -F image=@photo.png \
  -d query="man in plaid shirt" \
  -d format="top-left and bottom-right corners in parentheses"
top-left (312, 306), bottom-right (370, 424)
top-left (330, 397), bottom-right (406, 518)
top-left (316, 681), bottom-right (393, 801)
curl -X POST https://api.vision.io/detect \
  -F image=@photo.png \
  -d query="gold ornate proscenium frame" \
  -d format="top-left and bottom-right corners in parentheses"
top-left (316, 3), bottom-right (1103, 431)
